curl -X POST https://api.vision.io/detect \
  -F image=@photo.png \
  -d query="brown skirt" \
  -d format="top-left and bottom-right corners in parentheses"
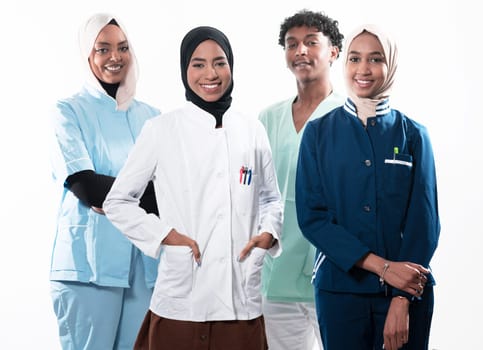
top-left (134, 310), bottom-right (268, 350)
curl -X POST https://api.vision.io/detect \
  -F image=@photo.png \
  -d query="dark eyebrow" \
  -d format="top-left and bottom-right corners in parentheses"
top-left (190, 56), bottom-right (227, 63)
top-left (286, 32), bottom-right (320, 42)
top-left (285, 35), bottom-right (298, 42)
top-left (95, 41), bottom-right (112, 47)
top-left (348, 50), bottom-right (384, 56)
top-left (304, 33), bottom-right (320, 40)
top-left (190, 57), bottom-right (207, 63)
top-left (94, 40), bottom-right (128, 47)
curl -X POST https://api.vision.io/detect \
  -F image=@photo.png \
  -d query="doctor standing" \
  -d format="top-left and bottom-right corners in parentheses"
top-left (103, 25), bottom-right (283, 350)
top-left (49, 13), bottom-right (160, 350)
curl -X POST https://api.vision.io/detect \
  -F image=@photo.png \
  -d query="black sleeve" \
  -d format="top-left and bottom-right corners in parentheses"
top-left (65, 170), bottom-right (158, 215)
top-left (139, 181), bottom-right (159, 216)
top-left (65, 170), bottom-right (114, 208)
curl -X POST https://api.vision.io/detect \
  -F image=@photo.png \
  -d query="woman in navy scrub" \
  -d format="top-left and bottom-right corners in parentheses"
top-left (296, 24), bottom-right (440, 350)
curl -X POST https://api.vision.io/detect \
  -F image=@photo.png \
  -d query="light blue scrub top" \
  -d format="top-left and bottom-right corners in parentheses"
top-left (259, 93), bottom-right (344, 302)
top-left (50, 84), bottom-right (160, 288)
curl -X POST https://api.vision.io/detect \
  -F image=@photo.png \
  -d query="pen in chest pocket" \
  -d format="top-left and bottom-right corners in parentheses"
top-left (239, 166), bottom-right (252, 185)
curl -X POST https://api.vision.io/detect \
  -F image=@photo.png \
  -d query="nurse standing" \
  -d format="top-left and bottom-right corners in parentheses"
top-left (259, 10), bottom-right (344, 350)
top-left (103, 26), bottom-right (283, 350)
top-left (49, 13), bottom-right (160, 349)
top-left (296, 24), bottom-right (440, 350)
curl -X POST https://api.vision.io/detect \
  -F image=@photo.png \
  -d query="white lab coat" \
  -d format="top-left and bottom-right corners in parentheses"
top-left (104, 101), bottom-right (283, 321)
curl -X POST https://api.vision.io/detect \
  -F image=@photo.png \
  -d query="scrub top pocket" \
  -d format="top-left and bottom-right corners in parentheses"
top-left (383, 153), bottom-right (413, 202)
top-left (51, 218), bottom-right (89, 273)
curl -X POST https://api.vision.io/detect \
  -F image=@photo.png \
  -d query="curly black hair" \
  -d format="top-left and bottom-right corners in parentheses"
top-left (278, 9), bottom-right (344, 56)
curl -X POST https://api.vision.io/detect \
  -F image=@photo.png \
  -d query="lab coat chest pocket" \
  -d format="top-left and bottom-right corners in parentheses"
top-left (234, 166), bottom-right (258, 217)
top-left (158, 245), bottom-right (194, 298)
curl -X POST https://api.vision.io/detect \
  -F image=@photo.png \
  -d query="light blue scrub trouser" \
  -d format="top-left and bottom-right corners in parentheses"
top-left (51, 248), bottom-right (153, 350)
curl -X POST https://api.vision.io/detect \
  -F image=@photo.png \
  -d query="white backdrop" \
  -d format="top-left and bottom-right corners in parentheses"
top-left (1, 1), bottom-right (481, 349)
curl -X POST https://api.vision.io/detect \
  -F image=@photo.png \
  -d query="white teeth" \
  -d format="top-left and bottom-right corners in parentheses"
top-left (202, 84), bottom-right (218, 89)
top-left (105, 65), bottom-right (122, 71)
top-left (356, 80), bottom-right (371, 85)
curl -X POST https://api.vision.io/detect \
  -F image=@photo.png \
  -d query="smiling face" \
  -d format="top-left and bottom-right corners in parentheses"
top-left (345, 31), bottom-right (388, 98)
top-left (187, 39), bottom-right (232, 102)
top-left (88, 24), bottom-right (130, 84)
top-left (284, 26), bottom-right (338, 84)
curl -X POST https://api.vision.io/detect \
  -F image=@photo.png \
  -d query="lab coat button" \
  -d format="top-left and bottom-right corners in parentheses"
top-left (364, 159), bottom-right (372, 167)
top-left (200, 335), bottom-right (208, 341)
top-left (363, 205), bottom-right (371, 212)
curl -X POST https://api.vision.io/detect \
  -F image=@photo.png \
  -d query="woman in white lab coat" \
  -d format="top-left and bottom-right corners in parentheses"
top-left (103, 25), bottom-right (283, 350)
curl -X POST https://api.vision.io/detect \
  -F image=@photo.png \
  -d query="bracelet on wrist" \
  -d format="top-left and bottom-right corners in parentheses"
top-left (379, 262), bottom-right (390, 286)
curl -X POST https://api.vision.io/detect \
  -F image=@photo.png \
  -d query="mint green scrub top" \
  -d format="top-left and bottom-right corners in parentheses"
top-left (259, 93), bottom-right (344, 301)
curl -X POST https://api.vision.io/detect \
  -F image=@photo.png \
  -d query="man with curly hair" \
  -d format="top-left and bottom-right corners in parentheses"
top-left (259, 9), bottom-right (344, 350)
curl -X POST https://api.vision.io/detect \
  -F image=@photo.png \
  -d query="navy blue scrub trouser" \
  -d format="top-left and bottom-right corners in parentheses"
top-left (315, 287), bottom-right (434, 350)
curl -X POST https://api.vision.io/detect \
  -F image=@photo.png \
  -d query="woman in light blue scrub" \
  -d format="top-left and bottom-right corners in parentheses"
top-left (49, 13), bottom-right (160, 350)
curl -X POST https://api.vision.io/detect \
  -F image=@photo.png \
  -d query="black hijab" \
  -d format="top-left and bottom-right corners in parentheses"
top-left (180, 26), bottom-right (233, 127)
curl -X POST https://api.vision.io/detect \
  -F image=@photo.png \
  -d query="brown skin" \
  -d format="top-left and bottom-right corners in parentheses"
top-left (162, 229), bottom-right (274, 265)
top-left (187, 40), bottom-right (232, 103)
top-left (88, 24), bottom-right (130, 84)
top-left (356, 253), bottom-right (429, 350)
top-left (348, 32), bottom-right (428, 350)
top-left (162, 38), bottom-right (275, 265)
top-left (88, 25), bottom-right (130, 216)
top-left (284, 26), bottom-right (339, 133)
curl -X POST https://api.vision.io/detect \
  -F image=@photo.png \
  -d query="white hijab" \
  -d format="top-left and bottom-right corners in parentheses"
top-left (343, 24), bottom-right (398, 122)
top-left (78, 13), bottom-right (138, 111)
